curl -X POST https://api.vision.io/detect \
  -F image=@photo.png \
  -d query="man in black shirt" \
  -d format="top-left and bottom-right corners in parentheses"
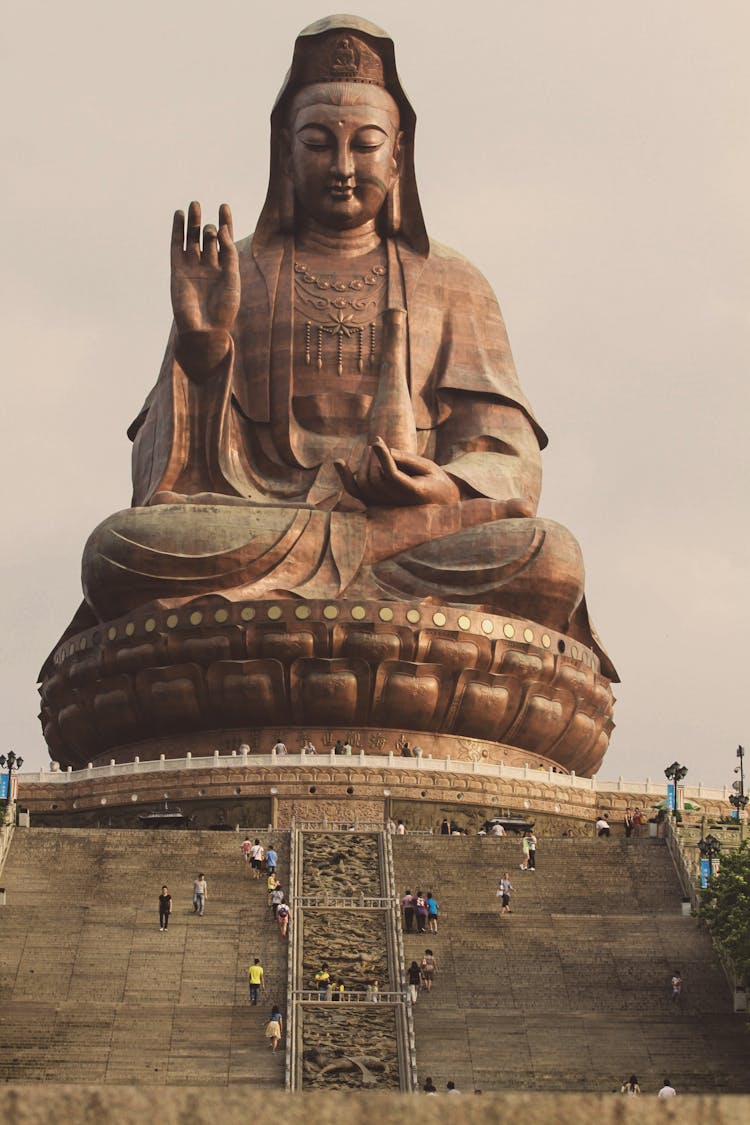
top-left (158, 885), bottom-right (172, 931)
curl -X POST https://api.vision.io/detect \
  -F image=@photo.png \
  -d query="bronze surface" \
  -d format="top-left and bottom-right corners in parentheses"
top-left (39, 16), bottom-right (616, 776)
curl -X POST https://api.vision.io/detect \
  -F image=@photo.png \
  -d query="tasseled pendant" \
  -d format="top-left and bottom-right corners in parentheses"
top-left (316, 327), bottom-right (323, 371)
top-left (337, 332), bottom-right (344, 376)
top-left (357, 326), bottom-right (364, 373)
top-left (305, 322), bottom-right (312, 366)
top-left (369, 322), bottom-right (376, 366)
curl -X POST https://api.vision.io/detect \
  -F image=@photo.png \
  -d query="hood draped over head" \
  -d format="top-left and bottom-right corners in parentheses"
top-left (254, 14), bottom-right (428, 255)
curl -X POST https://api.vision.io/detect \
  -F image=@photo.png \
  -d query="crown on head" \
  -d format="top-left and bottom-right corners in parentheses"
top-left (295, 32), bottom-right (386, 88)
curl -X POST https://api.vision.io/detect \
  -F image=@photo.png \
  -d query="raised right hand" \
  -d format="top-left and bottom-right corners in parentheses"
top-left (170, 201), bottom-right (240, 336)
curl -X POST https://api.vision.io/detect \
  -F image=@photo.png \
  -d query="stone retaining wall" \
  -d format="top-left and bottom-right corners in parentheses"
top-left (2, 1087), bottom-right (748, 1123)
top-left (18, 762), bottom-right (731, 832)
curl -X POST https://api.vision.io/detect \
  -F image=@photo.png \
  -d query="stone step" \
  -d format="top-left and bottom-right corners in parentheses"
top-left (0, 828), bottom-right (290, 1085)
top-left (394, 835), bottom-right (750, 1093)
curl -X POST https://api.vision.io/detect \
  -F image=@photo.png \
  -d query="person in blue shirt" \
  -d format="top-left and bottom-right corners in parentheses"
top-left (426, 891), bottom-right (439, 934)
top-left (265, 845), bottom-right (278, 875)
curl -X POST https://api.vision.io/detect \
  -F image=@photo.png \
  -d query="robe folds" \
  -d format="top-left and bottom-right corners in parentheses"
top-left (128, 234), bottom-right (547, 510)
top-left (75, 232), bottom-right (615, 679)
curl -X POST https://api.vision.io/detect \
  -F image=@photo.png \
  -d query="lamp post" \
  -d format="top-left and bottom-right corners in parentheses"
top-left (730, 745), bottom-right (747, 821)
top-left (0, 751), bottom-right (24, 824)
top-left (698, 833), bottom-right (721, 888)
top-left (664, 761), bottom-right (688, 815)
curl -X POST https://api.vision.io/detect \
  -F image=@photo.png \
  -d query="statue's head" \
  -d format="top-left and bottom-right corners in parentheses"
top-left (284, 81), bottom-right (402, 232)
top-left (255, 16), bottom-right (428, 254)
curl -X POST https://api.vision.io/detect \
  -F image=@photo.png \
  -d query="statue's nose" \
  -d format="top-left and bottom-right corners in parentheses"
top-left (332, 145), bottom-right (355, 180)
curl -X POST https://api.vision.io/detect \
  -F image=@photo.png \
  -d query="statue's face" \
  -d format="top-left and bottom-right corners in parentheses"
top-left (287, 91), bottom-right (400, 230)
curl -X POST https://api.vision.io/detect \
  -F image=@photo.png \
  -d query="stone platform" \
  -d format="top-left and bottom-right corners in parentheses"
top-left (17, 755), bottom-right (731, 834)
top-left (39, 597), bottom-right (615, 777)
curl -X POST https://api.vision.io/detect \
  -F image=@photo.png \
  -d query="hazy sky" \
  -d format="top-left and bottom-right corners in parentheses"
top-left (3, 1), bottom-right (747, 787)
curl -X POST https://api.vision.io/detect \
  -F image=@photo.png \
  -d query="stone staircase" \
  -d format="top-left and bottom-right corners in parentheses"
top-left (0, 827), bottom-right (289, 1084)
top-left (393, 835), bottom-right (750, 1094)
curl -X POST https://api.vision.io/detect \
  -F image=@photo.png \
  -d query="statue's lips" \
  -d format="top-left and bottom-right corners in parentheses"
top-left (328, 185), bottom-right (354, 200)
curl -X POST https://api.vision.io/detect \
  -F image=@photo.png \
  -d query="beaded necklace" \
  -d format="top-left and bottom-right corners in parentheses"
top-left (294, 260), bottom-right (387, 376)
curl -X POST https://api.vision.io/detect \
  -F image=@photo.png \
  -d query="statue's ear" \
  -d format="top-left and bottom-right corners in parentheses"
top-left (394, 130), bottom-right (405, 175)
top-left (383, 132), bottom-right (404, 237)
top-left (385, 178), bottom-right (401, 237)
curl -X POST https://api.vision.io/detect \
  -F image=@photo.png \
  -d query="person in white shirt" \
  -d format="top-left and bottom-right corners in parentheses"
top-left (446, 1081), bottom-right (461, 1094)
top-left (490, 822), bottom-right (505, 837)
top-left (249, 839), bottom-right (265, 880)
top-left (192, 873), bottom-right (207, 915)
top-left (657, 1079), bottom-right (677, 1097)
top-left (497, 872), bottom-right (514, 914)
top-left (272, 740), bottom-right (287, 755)
top-left (521, 831), bottom-right (538, 869)
top-left (671, 971), bottom-right (683, 1003)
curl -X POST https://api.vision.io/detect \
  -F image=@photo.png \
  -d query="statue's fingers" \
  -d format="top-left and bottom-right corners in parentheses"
top-left (170, 210), bottom-right (186, 265)
top-left (186, 200), bottom-right (201, 259)
top-left (203, 224), bottom-right (219, 269)
top-left (384, 447), bottom-right (430, 477)
top-left (334, 459), bottom-right (364, 501)
top-left (374, 436), bottom-right (432, 477)
top-left (219, 203), bottom-right (234, 242)
top-left (364, 449), bottom-right (409, 504)
top-left (218, 221), bottom-right (239, 272)
top-left (371, 438), bottom-right (402, 482)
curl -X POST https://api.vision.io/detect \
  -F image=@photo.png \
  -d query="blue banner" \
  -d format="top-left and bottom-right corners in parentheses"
top-left (700, 857), bottom-right (711, 888)
top-left (666, 782), bottom-right (676, 811)
top-left (0, 772), bottom-right (8, 800)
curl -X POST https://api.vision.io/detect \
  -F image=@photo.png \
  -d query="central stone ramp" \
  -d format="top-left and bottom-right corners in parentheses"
top-left (393, 835), bottom-right (750, 1094)
top-left (0, 827), bottom-right (288, 1084)
top-left (287, 825), bottom-right (415, 1091)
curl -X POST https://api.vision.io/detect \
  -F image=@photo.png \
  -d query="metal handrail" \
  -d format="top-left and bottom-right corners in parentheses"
top-left (382, 828), bottom-right (418, 1092)
top-left (295, 989), bottom-right (404, 1003)
top-left (295, 820), bottom-right (385, 832)
top-left (0, 823), bottom-right (14, 877)
top-left (296, 894), bottom-right (396, 909)
top-left (285, 823), bottom-right (303, 1092)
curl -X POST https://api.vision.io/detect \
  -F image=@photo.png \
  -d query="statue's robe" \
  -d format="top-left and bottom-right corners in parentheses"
top-left (73, 233), bottom-right (614, 678)
top-left (129, 234), bottom-right (547, 501)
